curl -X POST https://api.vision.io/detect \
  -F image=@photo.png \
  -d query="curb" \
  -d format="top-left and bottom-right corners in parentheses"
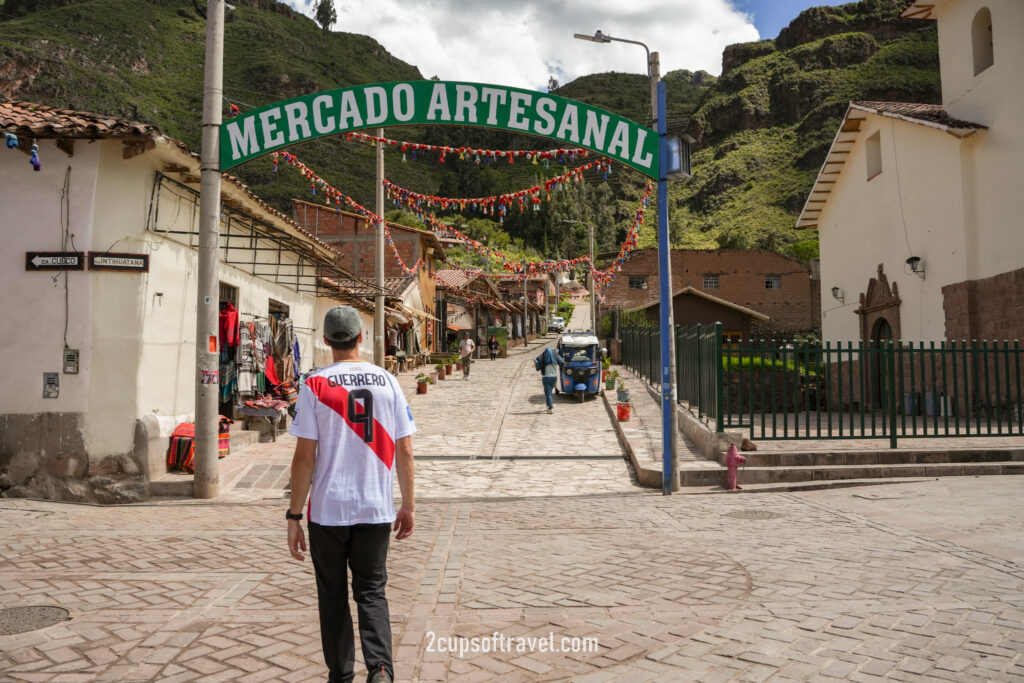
top-left (601, 388), bottom-right (662, 488)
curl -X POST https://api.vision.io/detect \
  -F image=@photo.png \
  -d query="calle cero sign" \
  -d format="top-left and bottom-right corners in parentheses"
top-left (220, 81), bottom-right (659, 179)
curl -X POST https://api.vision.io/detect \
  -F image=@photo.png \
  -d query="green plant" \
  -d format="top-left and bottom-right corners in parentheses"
top-left (601, 356), bottom-right (611, 369)
top-left (415, 372), bottom-right (432, 384)
top-left (435, 363), bottom-right (445, 372)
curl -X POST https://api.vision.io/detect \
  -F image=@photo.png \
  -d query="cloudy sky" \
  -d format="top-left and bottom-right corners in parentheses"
top-left (285, 0), bottom-right (848, 90)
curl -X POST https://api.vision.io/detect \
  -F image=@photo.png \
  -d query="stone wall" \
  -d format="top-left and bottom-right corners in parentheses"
top-left (0, 412), bottom-right (148, 503)
top-left (943, 267), bottom-right (1024, 342)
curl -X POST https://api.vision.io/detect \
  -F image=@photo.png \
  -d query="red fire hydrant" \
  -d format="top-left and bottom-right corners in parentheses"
top-left (726, 443), bottom-right (746, 491)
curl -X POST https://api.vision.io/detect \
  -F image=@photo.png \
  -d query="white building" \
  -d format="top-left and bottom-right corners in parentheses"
top-left (800, 0), bottom-right (1023, 345)
top-left (0, 101), bottom-right (375, 502)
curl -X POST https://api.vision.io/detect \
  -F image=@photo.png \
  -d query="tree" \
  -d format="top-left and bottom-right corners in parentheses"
top-left (547, 76), bottom-right (559, 93)
top-left (314, 0), bottom-right (337, 32)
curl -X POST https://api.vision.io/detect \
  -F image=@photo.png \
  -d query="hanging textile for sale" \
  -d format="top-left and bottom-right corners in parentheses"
top-left (219, 302), bottom-right (240, 349)
top-left (292, 338), bottom-right (302, 381)
top-left (254, 320), bottom-right (271, 393)
top-left (237, 321), bottom-right (258, 398)
top-left (273, 318), bottom-right (296, 384)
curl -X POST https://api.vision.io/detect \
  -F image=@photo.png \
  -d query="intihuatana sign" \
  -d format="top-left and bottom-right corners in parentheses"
top-left (219, 80), bottom-right (659, 178)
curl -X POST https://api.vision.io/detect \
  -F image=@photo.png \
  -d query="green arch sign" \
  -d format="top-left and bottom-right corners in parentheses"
top-left (219, 80), bottom-right (659, 179)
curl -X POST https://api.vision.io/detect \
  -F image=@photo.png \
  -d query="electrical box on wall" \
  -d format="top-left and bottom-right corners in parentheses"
top-left (43, 373), bottom-right (59, 399)
top-left (63, 349), bottom-right (79, 374)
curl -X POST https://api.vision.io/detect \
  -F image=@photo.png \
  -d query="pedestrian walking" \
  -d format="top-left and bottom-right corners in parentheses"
top-left (459, 331), bottom-right (475, 380)
top-left (536, 346), bottom-right (564, 414)
top-left (487, 335), bottom-right (499, 361)
top-left (287, 305), bottom-right (416, 683)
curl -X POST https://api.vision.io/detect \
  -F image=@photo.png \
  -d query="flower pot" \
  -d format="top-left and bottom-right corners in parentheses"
top-left (605, 378), bottom-right (616, 390)
top-left (455, 362), bottom-right (462, 371)
top-left (416, 382), bottom-right (428, 394)
top-left (445, 365), bottom-right (452, 376)
top-left (616, 403), bottom-right (631, 421)
top-left (601, 370), bottom-right (608, 382)
top-left (616, 390), bottom-right (630, 402)
top-left (436, 371), bottom-right (445, 381)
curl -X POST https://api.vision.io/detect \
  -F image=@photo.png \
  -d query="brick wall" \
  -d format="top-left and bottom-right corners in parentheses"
top-left (292, 201), bottom-right (425, 279)
top-left (943, 267), bottom-right (1024, 341)
top-left (604, 249), bottom-right (818, 334)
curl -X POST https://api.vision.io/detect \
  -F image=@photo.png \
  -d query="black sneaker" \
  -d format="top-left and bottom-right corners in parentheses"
top-left (368, 666), bottom-right (392, 683)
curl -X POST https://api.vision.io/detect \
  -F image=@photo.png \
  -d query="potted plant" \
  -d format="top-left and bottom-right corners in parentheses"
top-left (452, 353), bottom-right (462, 371)
top-left (415, 373), bottom-right (432, 394)
top-left (616, 380), bottom-right (630, 403)
top-left (435, 363), bottom-right (446, 381)
top-left (601, 355), bottom-right (611, 382)
top-left (616, 396), bottom-right (632, 422)
top-left (605, 369), bottom-right (618, 391)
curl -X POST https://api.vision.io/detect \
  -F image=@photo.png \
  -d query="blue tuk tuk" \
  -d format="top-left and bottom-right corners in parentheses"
top-left (556, 332), bottom-right (605, 402)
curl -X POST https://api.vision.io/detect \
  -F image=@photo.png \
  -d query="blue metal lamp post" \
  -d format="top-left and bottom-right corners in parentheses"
top-left (574, 30), bottom-right (679, 493)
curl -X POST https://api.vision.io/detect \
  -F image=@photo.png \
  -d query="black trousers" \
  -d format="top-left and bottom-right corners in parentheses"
top-left (309, 522), bottom-right (393, 683)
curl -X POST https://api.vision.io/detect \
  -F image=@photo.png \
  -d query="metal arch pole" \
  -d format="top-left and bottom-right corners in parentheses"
top-left (655, 80), bottom-right (679, 494)
top-left (194, 0), bottom-right (224, 499)
top-left (374, 127), bottom-right (385, 366)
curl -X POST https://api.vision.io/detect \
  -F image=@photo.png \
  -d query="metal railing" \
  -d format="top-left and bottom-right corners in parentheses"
top-left (622, 327), bottom-right (1024, 446)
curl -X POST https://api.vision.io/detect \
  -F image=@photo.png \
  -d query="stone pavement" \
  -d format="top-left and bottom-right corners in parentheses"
top-left (3, 294), bottom-right (1024, 681)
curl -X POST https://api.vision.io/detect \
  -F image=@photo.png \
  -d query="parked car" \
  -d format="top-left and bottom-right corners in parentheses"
top-left (548, 316), bottom-right (565, 333)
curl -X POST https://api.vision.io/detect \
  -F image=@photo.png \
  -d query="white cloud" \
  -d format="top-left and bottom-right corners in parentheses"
top-left (284, 0), bottom-right (758, 90)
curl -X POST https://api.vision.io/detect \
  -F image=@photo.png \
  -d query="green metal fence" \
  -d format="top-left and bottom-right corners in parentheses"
top-left (622, 326), bottom-right (1024, 446)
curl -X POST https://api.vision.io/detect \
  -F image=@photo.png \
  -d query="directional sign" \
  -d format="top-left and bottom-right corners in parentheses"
top-left (88, 252), bottom-right (149, 273)
top-left (25, 252), bottom-right (84, 271)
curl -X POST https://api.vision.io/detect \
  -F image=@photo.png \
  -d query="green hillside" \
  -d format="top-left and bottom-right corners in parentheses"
top-left (668, 0), bottom-right (940, 257)
top-left (0, 0), bottom-right (941, 264)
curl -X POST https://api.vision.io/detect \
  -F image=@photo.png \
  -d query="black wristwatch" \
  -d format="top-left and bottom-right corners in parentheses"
top-left (285, 510), bottom-right (303, 521)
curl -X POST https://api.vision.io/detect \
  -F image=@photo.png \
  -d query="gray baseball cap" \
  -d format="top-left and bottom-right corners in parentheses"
top-left (323, 305), bottom-right (362, 343)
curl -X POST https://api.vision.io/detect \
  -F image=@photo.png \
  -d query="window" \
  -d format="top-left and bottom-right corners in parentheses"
top-left (865, 131), bottom-right (882, 180)
top-left (702, 273), bottom-right (719, 289)
top-left (972, 8), bottom-right (993, 75)
top-left (765, 274), bottom-right (781, 290)
top-left (628, 275), bottom-right (648, 289)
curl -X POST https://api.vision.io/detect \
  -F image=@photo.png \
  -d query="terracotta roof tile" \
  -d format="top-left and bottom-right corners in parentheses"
top-left (0, 100), bottom-right (161, 138)
top-left (852, 101), bottom-right (986, 130)
top-left (433, 269), bottom-right (474, 290)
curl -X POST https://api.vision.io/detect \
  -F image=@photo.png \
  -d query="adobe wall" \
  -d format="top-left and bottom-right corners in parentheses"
top-left (604, 249), bottom-right (817, 334)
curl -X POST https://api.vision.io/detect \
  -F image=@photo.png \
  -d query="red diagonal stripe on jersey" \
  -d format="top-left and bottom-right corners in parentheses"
top-left (305, 376), bottom-right (395, 470)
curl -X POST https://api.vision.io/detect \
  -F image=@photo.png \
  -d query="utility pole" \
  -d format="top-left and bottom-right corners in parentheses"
top-left (194, 0), bottom-right (224, 499)
top-left (522, 277), bottom-right (528, 341)
top-left (374, 127), bottom-right (385, 366)
top-left (589, 222), bottom-right (596, 336)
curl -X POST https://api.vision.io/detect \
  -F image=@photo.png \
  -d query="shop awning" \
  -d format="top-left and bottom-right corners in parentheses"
top-left (385, 307), bottom-right (410, 325)
top-left (397, 302), bottom-right (440, 322)
top-left (446, 324), bottom-right (471, 331)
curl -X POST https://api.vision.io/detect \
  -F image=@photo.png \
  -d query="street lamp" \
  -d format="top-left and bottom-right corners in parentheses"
top-left (573, 30), bottom-right (659, 129)
top-left (562, 219), bottom-right (596, 335)
top-left (575, 28), bottom-right (679, 494)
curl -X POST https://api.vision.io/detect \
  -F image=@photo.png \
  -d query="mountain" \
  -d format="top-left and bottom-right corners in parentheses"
top-left (0, 0), bottom-right (941, 264)
top-left (669, 0), bottom-right (940, 258)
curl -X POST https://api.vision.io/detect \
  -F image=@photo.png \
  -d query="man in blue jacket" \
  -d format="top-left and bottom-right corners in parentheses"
top-left (536, 347), bottom-right (565, 414)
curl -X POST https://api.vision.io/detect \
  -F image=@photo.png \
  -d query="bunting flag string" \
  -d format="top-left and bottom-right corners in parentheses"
top-left (382, 157), bottom-right (613, 223)
top-left (339, 130), bottom-right (591, 167)
top-left (273, 150), bottom-right (650, 290)
top-left (274, 151), bottom-right (426, 277)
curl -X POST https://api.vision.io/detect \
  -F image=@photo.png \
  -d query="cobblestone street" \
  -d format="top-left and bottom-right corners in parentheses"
top-left (2, 296), bottom-right (1024, 681)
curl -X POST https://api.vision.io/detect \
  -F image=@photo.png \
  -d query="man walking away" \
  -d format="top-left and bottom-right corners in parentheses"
top-left (287, 305), bottom-right (416, 683)
top-left (459, 331), bottom-right (475, 380)
top-left (537, 346), bottom-right (564, 414)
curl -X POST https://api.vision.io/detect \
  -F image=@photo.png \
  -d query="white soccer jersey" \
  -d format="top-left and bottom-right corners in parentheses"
top-left (290, 361), bottom-right (416, 526)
